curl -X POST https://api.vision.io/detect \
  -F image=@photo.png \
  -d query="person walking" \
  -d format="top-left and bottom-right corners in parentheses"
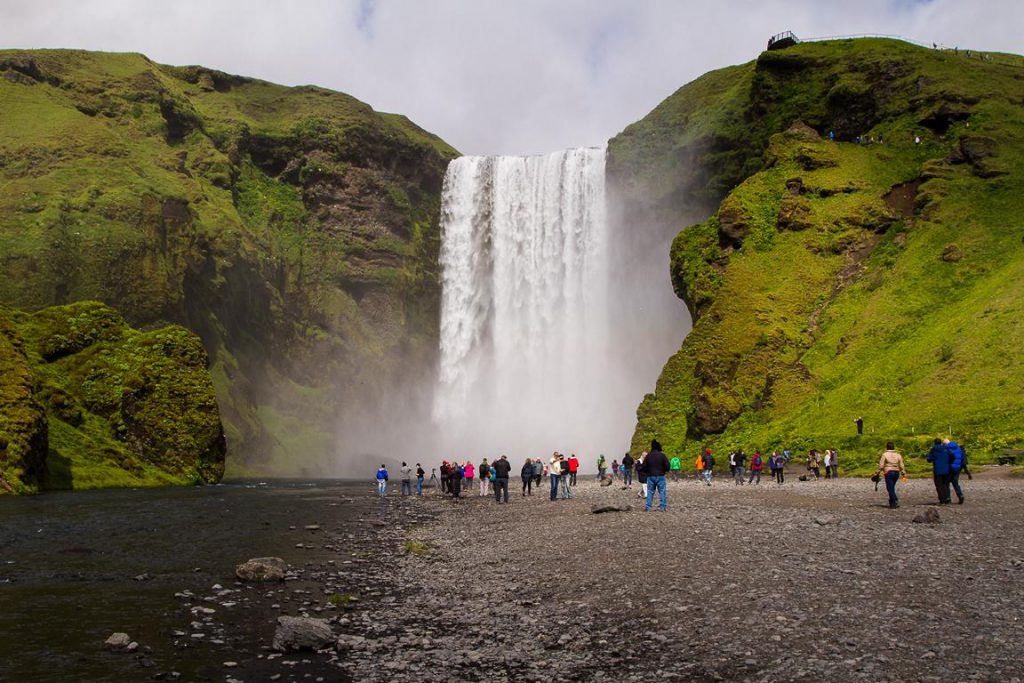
top-left (534, 458), bottom-right (543, 488)
top-left (945, 438), bottom-right (968, 504)
top-left (415, 463), bottom-right (425, 496)
top-left (611, 459), bottom-right (620, 480)
top-left (549, 452), bottom-right (561, 501)
top-left (643, 440), bottom-right (671, 511)
top-left (695, 451), bottom-right (704, 482)
top-left (872, 441), bottom-right (907, 509)
top-left (479, 458), bottom-right (491, 497)
top-left (702, 449), bottom-right (715, 486)
top-left (568, 454), bottom-right (579, 486)
top-left (926, 438), bottom-right (953, 504)
top-left (622, 452), bottom-right (634, 487)
top-left (521, 459), bottom-right (535, 496)
top-left (748, 451), bottom-right (763, 484)
top-left (492, 455), bottom-right (511, 503)
top-left (597, 453), bottom-right (607, 481)
top-left (464, 461), bottom-right (475, 492)
top-left (375, 464), bottom-right (389, 497)
top-left (734, 449), bottom-right (746, 485)
top-left (669, 454), bottom-right (682, 482)
top-left (400, 462), bottom-right (412, 497)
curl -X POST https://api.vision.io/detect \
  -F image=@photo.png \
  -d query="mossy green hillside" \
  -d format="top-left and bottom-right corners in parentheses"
top-left (0, 301), bottom-right (225, 493)
top-left (0, 50), bottom-right (458, 474)
top-left (620, 39), bottom-right (1024, 474)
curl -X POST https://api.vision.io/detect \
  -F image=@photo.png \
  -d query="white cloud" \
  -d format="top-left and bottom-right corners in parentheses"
top-left (1, 0), bottom-right (1021, 155)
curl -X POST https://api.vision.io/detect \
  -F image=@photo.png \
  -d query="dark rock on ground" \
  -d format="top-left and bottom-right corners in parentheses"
top-left (912, 507), bottom-right (941, 524)
top-left (271, 616), bottom-right (334, 652)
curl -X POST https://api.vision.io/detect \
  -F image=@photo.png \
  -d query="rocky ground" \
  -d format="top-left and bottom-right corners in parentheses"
top-left (324, 469), bottom-right (1024, 682)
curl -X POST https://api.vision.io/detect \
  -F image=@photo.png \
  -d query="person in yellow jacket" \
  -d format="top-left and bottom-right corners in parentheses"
top-left (694, 453), bottom-right (704, 481)
top-left (872, 441), bottom-right (907, 509)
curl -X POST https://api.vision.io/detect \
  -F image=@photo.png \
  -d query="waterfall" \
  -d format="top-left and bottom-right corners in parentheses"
top-left (433, 148), bottom-right (613, 460)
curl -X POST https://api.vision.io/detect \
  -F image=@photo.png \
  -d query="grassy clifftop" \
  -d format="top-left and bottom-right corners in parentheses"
top-left (0, 50), bottom-right (458, 475)
top-left (615, 39), bottom-right (1024, 473)
top-left (0, 301), bottom-right (225, 493)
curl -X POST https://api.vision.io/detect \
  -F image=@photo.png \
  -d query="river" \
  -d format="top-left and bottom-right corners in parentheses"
top-left (0, 481), bottom-right (381, 682)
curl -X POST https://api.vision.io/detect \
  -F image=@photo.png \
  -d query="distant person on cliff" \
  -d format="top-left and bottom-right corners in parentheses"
top-left (559, 455), bottom-right (573, 499)
top-left (622, 452), bottom-right (634, 487)
top-left (549, 452), bottom-right (561, 501)
top-left (734, 449), bottom-right (746, 485)
top-left (670, 454), bottom-right (682, 481)
top-left (492, 455), bottom-right (512, 503)
top-left (464, 461), bottom-right (475, 492)
top-left (926, 438), bottom-right (954, 505)
top-left (945, 438), bottom-right (968, 504)
top-left (872, 442), bottom-right (907, 509)
top-left (568, 454), bottom-right (579, 486)
top-left (855, 416), bottom-right (864, 435)
top-left (416, 463), bottom-right (425, 496)
top-left (376, 464), bottom-right (389, 497)
top-left (440, 461), bottom-right (451, 494)
top-left (400, 461), bottom-right (412, 497)
top-left (597, 453), bottom-right (607, 481)
top-left (521, 459), bottom-right (534, 496)
top-left (702, 450), bottom-right (715, 486)
top-left (748, 451), bottom-right (763, 485)
top-left (636, 453), bottom-right (648, 499)
top-left (479, 458), bottom-right (491, 497)
top-left (643, 440), bottom-right (671, 512)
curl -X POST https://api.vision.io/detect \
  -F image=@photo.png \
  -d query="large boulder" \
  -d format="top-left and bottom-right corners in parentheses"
top-left (272, 616), bottom-right (334, 652)
top-left (236, 557), bottom-right (288, 582)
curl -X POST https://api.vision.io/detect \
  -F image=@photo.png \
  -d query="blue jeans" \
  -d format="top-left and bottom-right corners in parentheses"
top-left (646, 475), bottom-right (667, 510)
top-left (401, 479), bottom-right (411, 496)
top-left (550, 474), bottom-right (560, 500)
top-left (884, 470), bottom-right (900, 507)
top-left (377, 480), bottom-right (387, 496)
top-left (416, 477), bottom-right (423, 496)
top-left (950, 470), bottom-right (964, 502)
top-left (624, 468), bottom-right (633, 485)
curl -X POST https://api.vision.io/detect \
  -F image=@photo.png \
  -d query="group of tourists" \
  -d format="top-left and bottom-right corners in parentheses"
top-left (373, 437), bottom-right (973, 513)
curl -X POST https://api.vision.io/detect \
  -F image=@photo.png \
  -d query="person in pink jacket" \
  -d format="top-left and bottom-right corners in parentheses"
top-left (463, 461), bottom-right (475, 491)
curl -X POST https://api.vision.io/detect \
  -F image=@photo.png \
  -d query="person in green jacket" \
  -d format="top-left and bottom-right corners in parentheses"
top-left (597, 454), bottom-right (607, 480)
top-left (669, 455), bottom-right (682, 481)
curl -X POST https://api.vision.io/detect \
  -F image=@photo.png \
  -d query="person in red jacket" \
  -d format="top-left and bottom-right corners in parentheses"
top-left (568, 454), bottom-right (579, 486)
top-left (747, 450), bottom-right (764, 484)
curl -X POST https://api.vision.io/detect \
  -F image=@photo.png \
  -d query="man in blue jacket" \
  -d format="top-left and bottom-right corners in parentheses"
top-left (944, 438), bottom-right (968, 504)
top-left (926, 438), bottom-right (953, 504)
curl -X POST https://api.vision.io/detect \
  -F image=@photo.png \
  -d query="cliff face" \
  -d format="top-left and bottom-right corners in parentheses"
top-left (611, 39), bottom-right (1024, 471)
top-left (0, 50), bottom-right (458, 475)
top-left (0, 302), bottom-right (224, 493)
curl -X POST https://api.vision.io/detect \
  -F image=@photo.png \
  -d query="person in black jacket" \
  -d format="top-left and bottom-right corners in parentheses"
top-left (622, 452), bottom-right (634, 487)
top-left (643, 440), bottom-right (671, 511)
top-left (492, 455), bottom-right (512, 503)
top-left (521, 460), bottom-right (534, 496)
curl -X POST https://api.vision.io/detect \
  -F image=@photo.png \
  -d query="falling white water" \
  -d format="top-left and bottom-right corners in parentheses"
top-left (433, 148), bottom-right (617, 461)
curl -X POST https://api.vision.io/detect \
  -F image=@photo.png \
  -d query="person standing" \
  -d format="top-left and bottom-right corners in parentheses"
top-left (622, 452), bottom-right (634, 487)
top-left (695, 451), bottom-right (704, 482)
top-left (401, 458), bottom-right (413, 497)
top-left (568, 454), bottom-right (579, 486)
top-left (415, 463), bottom-right (425, 496)
top-left (748, 451), bottom-right (763, 484)
top-left (945, 438), bottom-right (968, 504)
top-left (492, 455), bottom-right (511, 503)
top-left (534, 458), bottom-right (543, 488)
top-left (807, 450), bottom-right (821, 479)
top-left (611, 459), bottom-right (620, 480)
top-left (439, 461), bottom-right (450, 494)
top-left (636, 452), bottom-right (648, 499)
top-left (702, 449), bottom-right (715, 486)
top-left (597, 453), bottom-right (607, 481)
top-left (549, 452), bottom-right (561, 501)
top-left (828, 449), bottom-right (839, 479)
top-left (479, 458), bottom-right (491, 497)
top-left (823, 450), bottom-right (832, 479)
top-left (643, 440), bottom-right (671, 511)
top-left (464, 461), bottom-right (475, 492)
top-left (728, 451), bottom-right (737, 480)
top-left (872, 441), bottom-right (907, 509)
top-left (771, 452), bottom-right (785, 485)
top-left (450, 462), bottom-right (463, 499)
top-left (855, 416), bottom-right (864, 435)
top-left (926, 438), bottom-right (953, 504)
top-left (734, 449), bottom-right (746, 485)
top-left (521, 459), bottom-right (535, 496)
top-left (559, 455), bottom-right (573, 499)
top-left (670, 454), bottom-right (682, 482)
top-left (376, 464), bottom-right (389, 497)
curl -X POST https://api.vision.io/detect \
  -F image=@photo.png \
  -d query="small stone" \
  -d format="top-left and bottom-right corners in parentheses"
top-left (224, 662), bottom-right (238, 668)
top-left (104, 633), bottom-right (131, 650)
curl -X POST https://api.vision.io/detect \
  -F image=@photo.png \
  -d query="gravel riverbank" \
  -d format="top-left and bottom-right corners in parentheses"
top-left (335, 471), bottom-right (1024, 682)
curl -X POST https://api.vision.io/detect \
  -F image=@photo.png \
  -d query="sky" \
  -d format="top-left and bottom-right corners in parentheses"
top-left (2, 0), bottom-right (1022, 156)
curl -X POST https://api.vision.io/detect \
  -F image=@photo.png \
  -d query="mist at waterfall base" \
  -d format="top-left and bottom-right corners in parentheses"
top-left (428, 147), bottom-right (689, 468)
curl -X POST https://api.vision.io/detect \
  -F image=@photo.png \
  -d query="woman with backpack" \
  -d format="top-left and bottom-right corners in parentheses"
top-left (478, 459), bottom-right (490, 497)
top-left (748, 451), bottom-right (764, 484)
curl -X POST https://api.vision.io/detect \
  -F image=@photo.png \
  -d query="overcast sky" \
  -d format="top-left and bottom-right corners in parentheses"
top-left (2, 0), bottom-right (1021, 155)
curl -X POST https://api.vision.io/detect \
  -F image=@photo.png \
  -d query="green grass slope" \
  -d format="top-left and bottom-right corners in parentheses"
top-left (0, 50), bottom-right (458, 475)
top-left (0, 301), bottom-right (225, 493)
top-left (618, 39), bottom-right (1024, 474)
